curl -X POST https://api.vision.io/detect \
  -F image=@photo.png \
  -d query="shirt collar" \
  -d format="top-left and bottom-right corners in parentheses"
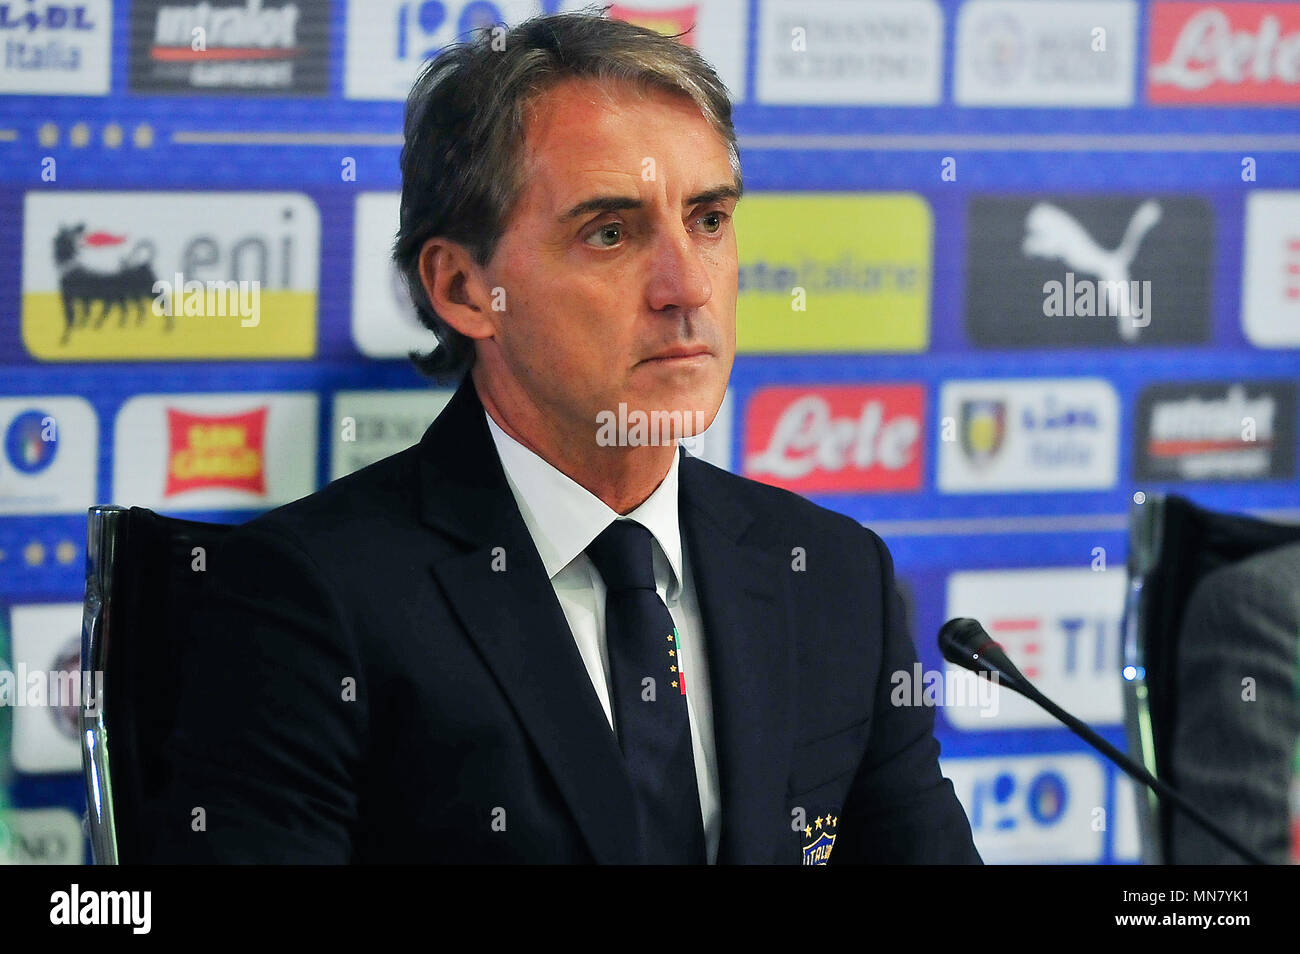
top-left (484, 409), bottom-right (684, 597)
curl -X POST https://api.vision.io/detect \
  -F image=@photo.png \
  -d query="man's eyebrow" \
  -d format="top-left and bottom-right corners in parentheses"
top-left (560, 196), bottom-right (643, 221)
top-left (685, 185), bottom-right (741, 206)
top-left (559, 185), bottom-right (741, 222)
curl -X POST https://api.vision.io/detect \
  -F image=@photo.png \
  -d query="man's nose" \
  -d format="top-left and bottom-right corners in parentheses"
top-left (645, 224), bottom-right (712, 314)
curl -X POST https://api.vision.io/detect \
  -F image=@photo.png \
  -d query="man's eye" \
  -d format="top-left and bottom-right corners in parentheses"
top-left (696, 211), bottom-right (726, 234)
top-left (585, 223), bottom-right (623, 248)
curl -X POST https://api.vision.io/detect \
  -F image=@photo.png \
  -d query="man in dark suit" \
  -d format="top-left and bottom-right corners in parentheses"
top-left (148, 12), bottom-right (979, 865)
top-left (1170, 541), bottom-right (1300, 864)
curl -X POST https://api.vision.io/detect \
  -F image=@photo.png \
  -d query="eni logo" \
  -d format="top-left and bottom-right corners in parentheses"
top-left (802, 814), bottom-right (837, 865)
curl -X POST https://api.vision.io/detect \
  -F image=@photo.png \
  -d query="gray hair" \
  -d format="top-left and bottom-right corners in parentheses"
top-left (392, 9), bottom-right (743, 382)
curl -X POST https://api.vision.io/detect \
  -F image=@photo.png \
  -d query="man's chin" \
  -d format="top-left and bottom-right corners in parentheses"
top-left (592, 393), bottom-right (721, 448)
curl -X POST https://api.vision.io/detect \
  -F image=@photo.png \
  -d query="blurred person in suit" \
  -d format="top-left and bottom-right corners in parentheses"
top-left (147, 12), bottom-right (979, 865)
top-left (1170, 541), bottom-right (1300, 863)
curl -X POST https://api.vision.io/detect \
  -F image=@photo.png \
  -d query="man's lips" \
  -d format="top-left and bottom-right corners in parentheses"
top-left (640, 347), bottom-right (712, 364)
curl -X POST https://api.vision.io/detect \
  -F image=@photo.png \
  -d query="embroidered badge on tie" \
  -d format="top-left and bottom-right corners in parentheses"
top-left (802, 814), bottom-right (838, 865)
top-left (668, 626), bottom-right (686, 696)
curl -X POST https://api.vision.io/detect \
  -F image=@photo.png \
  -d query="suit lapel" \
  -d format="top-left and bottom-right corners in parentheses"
top-left (680, 456), bottom-right (797, 864)
top-left (417, 380), bottom-right (641, 864)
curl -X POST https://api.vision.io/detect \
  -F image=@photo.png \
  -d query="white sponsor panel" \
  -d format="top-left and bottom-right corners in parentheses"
top-left (23, 191), bottom-right (320, 296)
top-left (330, 390), bottom-right (455, 480)
top-left (945, 568), bottom-right (1127, 729)
top-left (351, 192), bottom-right (441, 358)
top-left (938, 378), bottom-right (1119, 492)
top-left (0, 397), bottom-right (96, 515)
top-left (1112, 775), bottom-right (1142, 862)
top-left (0, 808), bottom-right (84, 865)
top-left (757, 0), bottom-right (943, 105)
top-left (955, 0), bottom-right (1137, 106)
top-left (678, 386), bottom-right (733, 472)
top-left (347, 0), bottom-right (750, 101)
top-left (346, 1), bottom-right (582, 100)
top-left (113, 392), bottom-right (318, 512)
top-left (941, 753), bottom-right (1106, 863)
top-left (562, 0), bottom-right (747, 100)
top-left (8, 603), bottom-right (83, 775)
top-left (0, 0), bottom-right (111, 95)
top-left (1242, 191), bottom-right (1300, 348)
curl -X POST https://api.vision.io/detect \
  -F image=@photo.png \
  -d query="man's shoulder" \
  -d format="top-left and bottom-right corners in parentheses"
top-left (233, 442), bottom-right (428, 557)
top-left (680, 452), bottom-right (883, 552)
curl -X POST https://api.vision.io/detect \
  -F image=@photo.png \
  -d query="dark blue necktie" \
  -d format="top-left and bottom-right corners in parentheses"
top-left (586, 519), bottom-right (706, 865)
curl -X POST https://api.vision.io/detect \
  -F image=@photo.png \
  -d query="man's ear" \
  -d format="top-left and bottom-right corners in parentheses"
top-left (416, 238), bottom-right (499, 341)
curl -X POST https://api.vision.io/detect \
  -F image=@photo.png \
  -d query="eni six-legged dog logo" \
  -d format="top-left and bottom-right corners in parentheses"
top-left (53, 224), bottom-right (162, 345)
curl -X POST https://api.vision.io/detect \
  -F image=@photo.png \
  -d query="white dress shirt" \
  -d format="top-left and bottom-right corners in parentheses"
top-left (484, 410), bottom-right (720, 864)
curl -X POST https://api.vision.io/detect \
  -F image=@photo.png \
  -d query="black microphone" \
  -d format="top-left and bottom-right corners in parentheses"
top-left (938, 617), bottom-right (1268, 866)
top-left (938, 616), bottom-right (1030, 689)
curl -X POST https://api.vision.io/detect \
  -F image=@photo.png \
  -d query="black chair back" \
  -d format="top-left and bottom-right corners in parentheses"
top-left (82, 505), bottom-right (234, 864)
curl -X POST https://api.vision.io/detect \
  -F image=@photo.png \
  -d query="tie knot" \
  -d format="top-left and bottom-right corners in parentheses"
top-left (586, 519), bottom-right (657, 591)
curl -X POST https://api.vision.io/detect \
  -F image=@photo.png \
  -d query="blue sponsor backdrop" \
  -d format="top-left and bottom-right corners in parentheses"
top-left (1, 0), bottom-right (1298, 864)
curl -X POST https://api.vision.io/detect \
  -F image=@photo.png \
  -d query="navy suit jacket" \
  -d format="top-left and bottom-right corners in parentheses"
top-left (147, 378), bottom-right (981, 864)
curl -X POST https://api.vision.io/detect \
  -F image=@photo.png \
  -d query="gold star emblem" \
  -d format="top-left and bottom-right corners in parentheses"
top-left (671, 681), bottom-right (678, 689)
top-left (669, 665), bottom-right (677, 672)
top-left (668, 650), bottom-right (675, 657)
top-left (805, 826), bottom-right (813, 839)
top-left (667, 635), bottom-right (674, 642)
top-left (814, 816), bottom-right (823, 829)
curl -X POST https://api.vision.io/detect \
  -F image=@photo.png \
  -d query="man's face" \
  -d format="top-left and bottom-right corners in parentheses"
top-left (476, 77), bottom-right (739, 448)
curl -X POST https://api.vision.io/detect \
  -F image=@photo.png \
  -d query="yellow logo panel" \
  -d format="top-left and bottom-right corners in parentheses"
top-left (735, 193), bottom-right (932, 353)
top-left (22, 291), bottom-right (316, 360)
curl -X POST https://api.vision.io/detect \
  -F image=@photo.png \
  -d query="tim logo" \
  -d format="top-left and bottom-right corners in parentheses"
top-left (4, 409), bottom-right (57, 475)
top-left (985, 617), bottom-right (1044, 680)
top-left (966, 196), bottom-right (1211, 347)
top-left (165, 407), bottom-right (268, 497)
top-left (52, 225), bottom-right (162, 346)
top-left (992, 614), bottom-right (1116, 685)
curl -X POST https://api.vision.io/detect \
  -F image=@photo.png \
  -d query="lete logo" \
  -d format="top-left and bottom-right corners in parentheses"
top-left (743, 385), bottom-right (924, 493)
top-left (1148, 3), bottom-right (1300, 104)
